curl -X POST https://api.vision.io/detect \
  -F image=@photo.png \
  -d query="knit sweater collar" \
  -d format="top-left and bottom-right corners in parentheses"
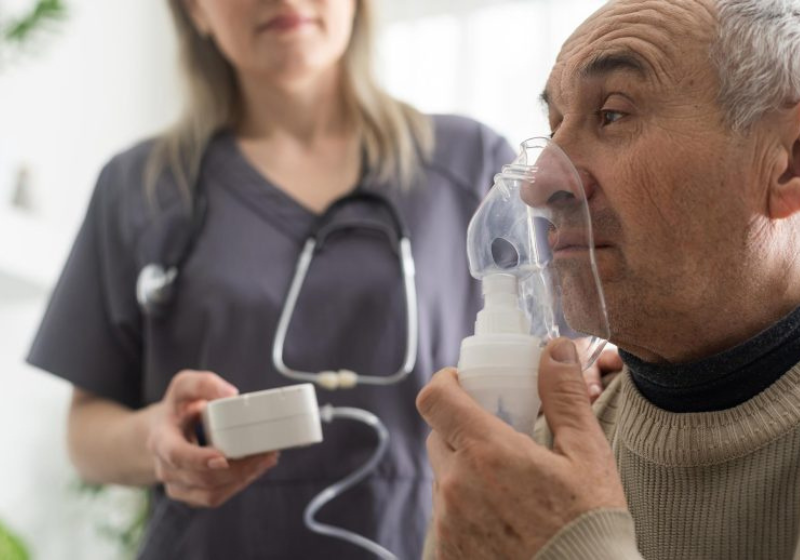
top-left (615, 364), bottom-right (800, 466)
top-left (611, 306), bottom-right (800, 466)
top-left (620, 305), bottom-right (800, 413)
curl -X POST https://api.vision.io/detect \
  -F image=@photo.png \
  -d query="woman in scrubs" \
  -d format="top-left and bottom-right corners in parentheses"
top-left (28, 0), bottom-right (522, 558)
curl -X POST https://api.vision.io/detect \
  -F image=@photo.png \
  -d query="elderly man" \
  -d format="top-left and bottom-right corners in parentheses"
top-left (417, 0), bottom-right (800, 558)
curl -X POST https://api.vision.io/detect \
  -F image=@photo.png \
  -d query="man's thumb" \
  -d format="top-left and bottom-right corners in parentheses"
top-left (538, 338), bottom-right (598, 442)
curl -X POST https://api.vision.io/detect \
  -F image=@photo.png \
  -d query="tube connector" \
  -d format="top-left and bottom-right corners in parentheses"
top-left (316, 370), bottom-right (359, 390)
top-left (475, 273), bottom-right (531, 335)
top-left (318, 404), bottom-right (335, 423)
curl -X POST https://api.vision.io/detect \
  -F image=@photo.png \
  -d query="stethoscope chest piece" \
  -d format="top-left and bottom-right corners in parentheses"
top-left (136, 263), bottom-right (179, 317)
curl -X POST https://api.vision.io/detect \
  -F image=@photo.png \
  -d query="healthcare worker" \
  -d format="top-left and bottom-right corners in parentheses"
top-left (26, 1), bottom-right (519, 558)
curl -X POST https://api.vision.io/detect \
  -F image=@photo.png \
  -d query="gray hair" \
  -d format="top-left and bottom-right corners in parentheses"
top-left (711, 0), bottom-right (800, 130)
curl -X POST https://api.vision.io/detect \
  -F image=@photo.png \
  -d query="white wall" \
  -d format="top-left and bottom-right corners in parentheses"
top-left (0, 0), bottom-right (181, 228)
top-left (0, 1), bottom-right (179, 558)
top-left (376, 0), bottom-right (605, 147)
top-left (0, 1), bottom-right (604, 558)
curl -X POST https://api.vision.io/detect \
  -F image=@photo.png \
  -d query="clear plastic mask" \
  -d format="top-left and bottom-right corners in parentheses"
top-left (466, 137), bottom-right (609, 369)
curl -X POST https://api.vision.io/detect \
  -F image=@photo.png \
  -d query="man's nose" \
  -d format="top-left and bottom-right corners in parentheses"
top-left (518, 143), bottom-right (596, 211)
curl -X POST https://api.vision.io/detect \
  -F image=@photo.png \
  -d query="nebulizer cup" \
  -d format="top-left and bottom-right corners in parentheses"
top-left (458, 137), bottom-right (609, 436)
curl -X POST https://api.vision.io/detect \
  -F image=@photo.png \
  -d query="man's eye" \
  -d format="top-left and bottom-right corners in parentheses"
top-left (600, 109), bottom-right (626, 126)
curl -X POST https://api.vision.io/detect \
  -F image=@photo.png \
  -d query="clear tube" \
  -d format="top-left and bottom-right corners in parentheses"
top-left (304, 405), bottom-right (397, 560)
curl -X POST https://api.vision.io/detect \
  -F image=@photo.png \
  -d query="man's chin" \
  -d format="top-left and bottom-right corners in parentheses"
top-left (557, 279), bottom-right (609, 337)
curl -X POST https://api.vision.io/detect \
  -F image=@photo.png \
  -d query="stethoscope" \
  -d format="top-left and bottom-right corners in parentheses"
top-left (135, 163), bottom-right (419, 391)
top-left (271, 190), bottom-right (419, 390)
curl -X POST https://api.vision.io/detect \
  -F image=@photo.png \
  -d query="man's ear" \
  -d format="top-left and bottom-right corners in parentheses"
top-left (769, 102), bottom-right (800, 220)
top-left (181, 0), bottom-right (212, 37)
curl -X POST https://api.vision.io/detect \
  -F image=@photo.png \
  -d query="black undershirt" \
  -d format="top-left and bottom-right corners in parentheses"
top-left (621, 305), bottom-right (800, 413)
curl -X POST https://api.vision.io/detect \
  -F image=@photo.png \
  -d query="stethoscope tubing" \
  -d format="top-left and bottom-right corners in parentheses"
top-left (271, 205), bottom-right (419, 389)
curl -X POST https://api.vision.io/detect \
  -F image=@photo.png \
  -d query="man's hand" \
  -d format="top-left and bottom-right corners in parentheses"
top-left (583, 345), bottom-right (624, 403)
top-left (417, 338), bottom-right (627, 559)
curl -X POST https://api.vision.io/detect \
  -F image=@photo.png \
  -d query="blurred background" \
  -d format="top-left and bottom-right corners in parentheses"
top-left (0, 0), bottom-right (603, 557)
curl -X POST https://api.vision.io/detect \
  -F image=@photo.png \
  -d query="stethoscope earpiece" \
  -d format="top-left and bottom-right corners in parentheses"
top-left (136, 263), bottom-right (178, 317)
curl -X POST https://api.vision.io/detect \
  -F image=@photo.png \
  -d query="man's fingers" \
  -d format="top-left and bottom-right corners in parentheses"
top-left (539, 338), bottom-right (605, 453)
top-left (417, 368), bottom-right (512, 450)
top-left (426, 431), bottom-right (454, 476)
top-left (582, 346), bottom-right (624, 402)
top-left (582, 365), bottom-right (603, 402)
top-left (597, 347), bottom-right (624, 376)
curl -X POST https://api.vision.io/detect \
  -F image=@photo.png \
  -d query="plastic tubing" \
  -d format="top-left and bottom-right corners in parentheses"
top-left (304, 405), bottom-right (397, 560)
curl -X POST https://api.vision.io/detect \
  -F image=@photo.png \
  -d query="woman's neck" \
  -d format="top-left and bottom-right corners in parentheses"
top-left (230, 66), bottom-right (362, 214)
top-left (236, 66), bottom-right (353, 144)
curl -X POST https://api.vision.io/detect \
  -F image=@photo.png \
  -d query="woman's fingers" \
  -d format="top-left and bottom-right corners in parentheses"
top-left (162, 452), bottom-right (280, 507)
top-left (153, 370), bottom-right (280, 508)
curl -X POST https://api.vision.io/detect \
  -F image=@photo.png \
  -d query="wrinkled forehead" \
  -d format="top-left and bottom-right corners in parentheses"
top-left (548, 0), bottom-right (718, 101)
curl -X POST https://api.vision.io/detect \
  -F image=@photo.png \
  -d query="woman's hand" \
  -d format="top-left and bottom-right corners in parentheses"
top-left (582, 346), bottom-right (624, 403)
top-left (147, 370), bottom-right (280, 508)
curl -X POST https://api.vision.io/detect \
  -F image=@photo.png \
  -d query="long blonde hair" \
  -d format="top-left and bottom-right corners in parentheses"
top-left (146, 0), bottom-right (434, 200)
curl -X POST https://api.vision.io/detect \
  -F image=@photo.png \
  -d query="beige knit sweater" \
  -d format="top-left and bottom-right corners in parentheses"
top-left (425, 362), bottom-right (800, 559)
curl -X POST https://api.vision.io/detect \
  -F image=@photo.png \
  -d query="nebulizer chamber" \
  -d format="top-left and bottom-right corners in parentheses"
top-left (458, 138), bottom-right (609, 436)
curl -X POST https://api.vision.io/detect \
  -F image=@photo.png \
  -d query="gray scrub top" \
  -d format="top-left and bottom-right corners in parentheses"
top-left (28, 114), bottom-right (516, 560)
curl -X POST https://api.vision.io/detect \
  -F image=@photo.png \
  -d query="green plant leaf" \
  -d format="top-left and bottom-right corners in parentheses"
top-left (0, 520), bottom-right (30, 560)
top-left (3, 0), bottom-right (68, 45)
top-left (71, 481), bottom-right (149, 559)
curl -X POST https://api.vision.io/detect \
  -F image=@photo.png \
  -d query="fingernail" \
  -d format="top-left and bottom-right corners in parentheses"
top-left (589, 384), bottom-right (602, 397)
top-left (208, 457), bottom-right (229, 470)
top-left (551, 339), bottom-right (578, 364)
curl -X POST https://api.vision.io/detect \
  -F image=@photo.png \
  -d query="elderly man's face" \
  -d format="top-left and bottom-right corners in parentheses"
top-left (542, 0), bottom-right (777, 360)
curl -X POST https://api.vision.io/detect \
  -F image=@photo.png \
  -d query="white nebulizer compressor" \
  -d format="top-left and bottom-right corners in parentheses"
top-left (202, 384), bottom-right (397, 560)
top-left (458, 137), bottom-right (610, 436)
top-left (202, 384), bottom-right (323, 459)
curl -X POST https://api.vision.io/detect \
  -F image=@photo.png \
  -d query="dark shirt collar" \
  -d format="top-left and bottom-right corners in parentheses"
top-left (621, 305), bottom-right (800, 412)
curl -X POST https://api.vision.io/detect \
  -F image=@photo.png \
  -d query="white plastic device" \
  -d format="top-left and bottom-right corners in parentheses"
top-left (458, 273), bottom-right (543, 436)
top-left (202, 383), bottom-right (323, 459)
top-left (203, 387), bottom-right (397, 558)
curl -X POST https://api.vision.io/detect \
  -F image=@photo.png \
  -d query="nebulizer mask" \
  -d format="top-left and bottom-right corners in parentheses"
top-left (458, 137), bottom-right (609, 435)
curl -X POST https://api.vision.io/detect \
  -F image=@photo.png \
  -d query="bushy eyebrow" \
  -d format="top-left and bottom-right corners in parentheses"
top-left (580, 52), bottom-right (648, 79)
top-left (540, 51), bottom-right (650, 110)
